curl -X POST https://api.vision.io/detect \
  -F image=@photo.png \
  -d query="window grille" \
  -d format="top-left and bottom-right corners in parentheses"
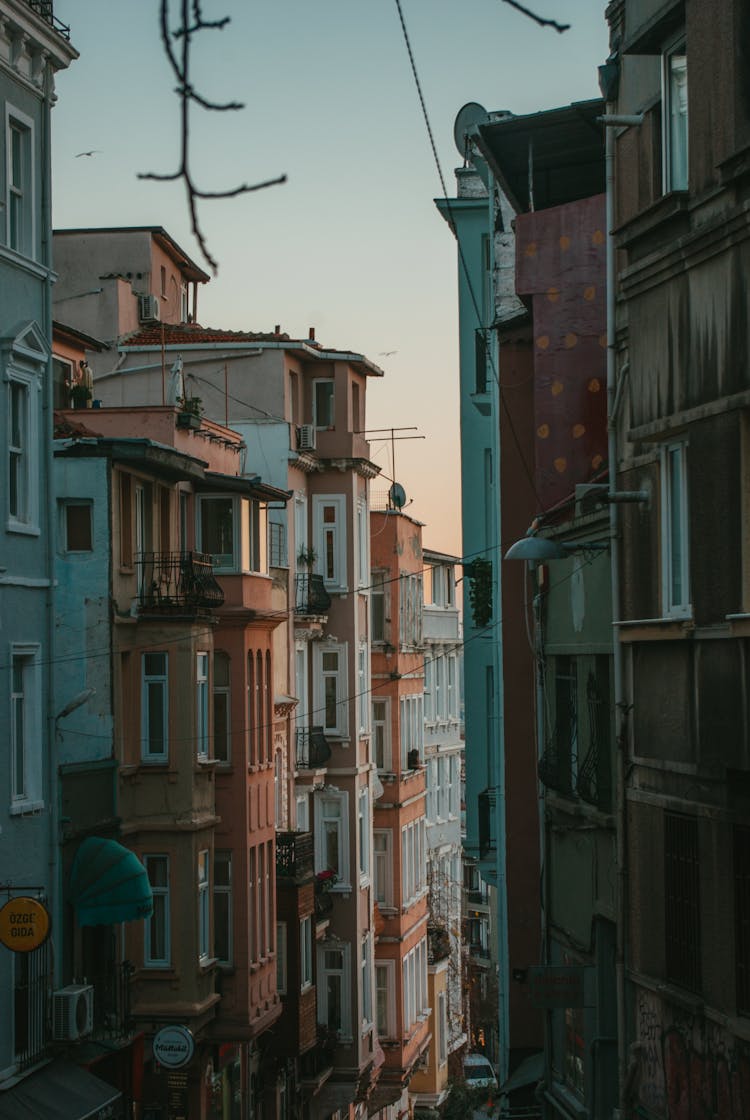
top-left (664, 812), bottom-right (701, 992)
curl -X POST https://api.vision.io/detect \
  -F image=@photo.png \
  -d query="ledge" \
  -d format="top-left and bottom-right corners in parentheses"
top-left (615, 616), bottom-right (693, 641)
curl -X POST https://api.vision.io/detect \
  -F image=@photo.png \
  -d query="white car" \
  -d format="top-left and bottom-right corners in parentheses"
top-left (463, 1053), bottom-right (498, 1090)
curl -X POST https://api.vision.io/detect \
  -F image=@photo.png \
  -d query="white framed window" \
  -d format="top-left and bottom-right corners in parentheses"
top-left (448, 754), bottom-right (459, 818)
top-left (661, 441), bottom-right (690, 617)
top-left (376, 960), bottom-right (396, 1038)
top-left (10, 645), bottom-right (41, 810)
top-left (371, 570), bottom-right (387, 642)
top-left (300, 916), bottom-right (313, 989)
top-left (5, 106), bottom-right (34, 258)
top-left (315, 791), bottom-right (350, 886)
top-left (198, 850), bottom-right (210, 961)
top-left (141, 652), bottom-right (168, 762)
top-left (662, 37), bottom-right (688, 192)
top-left (314, 641), bottom-right (348, 737)
top-left (357, 643), bottom-right (369, 734)
top-left (313, 495), bottom-right (347, 589)
top-left (372, 698), bottom-right (391, 771)
top-left (437, 755), bottom-right (449, 820)
top-left (296, 791), bottom-right (309, 832)
top-left (401, 819), bottom-right (426, 907)
top-left (214, 851), bottom-right (232, 965)
top-left (197, 494), bottom-right (266, 573)
top-left (400, 693), bottom-right (424, 769)
top-left (373, 830), bottom-right (393, 907)
top-left (437, 990), bottom-right (448, 1065)
top-left (399, 572), bottom-right (423, 647)
top-left (8, 374), bottom-right (39, 532)
top-left (317, 942), bottom-right (351, 1038)
top-left (425, 759), bottom-right (437, 823)
top-left (313, 378), bottom-right (335, 429)
top-left (196, 652), bottom-right (209, 759)
top-left (358, 786), bottom-right (370, 881)
top-left (424, 657), bottom-right (435, 721)
top-left (435, 656), bottom-right (446, 719)
top-left (213, 652), bottom-right (231, 764)
top-left (447, 654), bottom-right (457, 718)
top-left (277, 922), bottom-right (287, 993)
top-left (403, 936), bottom-right (429, 1031)
top-left (144, 855), bottom-right (170, 967)
top-left (361, 934), bottom-right (373, 1028)
top-left (356, 498), bottom-right (368, 588)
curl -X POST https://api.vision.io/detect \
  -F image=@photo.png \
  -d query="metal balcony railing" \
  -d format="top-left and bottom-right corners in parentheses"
top-left (136, 551), bottom-right (224, 611)
top-left (14, 942), bottom-right (50, 1071)
top-left (25, 1), bottom-right (71, 38)
top-left (89, 960), bottom-right (134, 1039)
top-left (296, 726), bottom-right (331, 769)
top-left (276, 831), bottom-right (314, 879)
top-left (295, 573), bottom-right (331, 615)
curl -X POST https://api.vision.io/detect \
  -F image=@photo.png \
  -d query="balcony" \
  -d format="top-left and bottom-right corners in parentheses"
top-left (25, 1), bottom-right (71, 37)
top-left (136, 551), bottom-right (224, 612)
top-left (90, 960), bottom-right (135, 1039)
top-left (296, 726), bottom-right (331, 769)
top-left (295, 573), bottom-right (331, 615)
top-left (276, 831), bottom-right (314, 880)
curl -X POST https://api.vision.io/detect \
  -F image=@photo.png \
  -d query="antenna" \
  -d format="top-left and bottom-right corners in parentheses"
top-left (359, 426), bottom-right (425, 511)
top-left (453, 102), bottom-right (490, 161)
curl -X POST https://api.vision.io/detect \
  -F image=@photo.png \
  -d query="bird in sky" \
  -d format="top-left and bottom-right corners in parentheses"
top-left (378, 350), bottom-right (398, 357)
top-left (75, 150), bottom-right (102, 158)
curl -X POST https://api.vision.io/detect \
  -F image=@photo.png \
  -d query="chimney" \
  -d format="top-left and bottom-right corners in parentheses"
top-left (274, 324), bottom-right (280, 335)
top-left (308, 327), bottom-right (315, 342)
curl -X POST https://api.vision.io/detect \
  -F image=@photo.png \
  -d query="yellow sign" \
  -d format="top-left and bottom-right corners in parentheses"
top-left (0, 897), bottom-right (50, 953)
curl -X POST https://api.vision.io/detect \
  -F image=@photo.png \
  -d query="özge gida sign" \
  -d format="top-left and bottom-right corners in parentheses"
top-left (0, 896), bottom-right (51, 952)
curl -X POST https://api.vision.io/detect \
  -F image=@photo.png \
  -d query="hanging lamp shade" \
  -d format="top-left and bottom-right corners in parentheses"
top-left (70, 837), bottom-right (153, 926)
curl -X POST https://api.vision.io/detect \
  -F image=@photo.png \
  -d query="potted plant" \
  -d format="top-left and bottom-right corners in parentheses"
top-left (70, 382), bottom-right (92, 409)
top-left (297, 545), bottom-right (317, 569)
top-left (176, 395), bottom-right (203, 429)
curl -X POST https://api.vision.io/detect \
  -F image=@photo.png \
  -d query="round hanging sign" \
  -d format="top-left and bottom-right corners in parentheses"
top-left (153, 1025), bottom-right (195, 1069)
top-left (0, 896), bottom-right (50, 953)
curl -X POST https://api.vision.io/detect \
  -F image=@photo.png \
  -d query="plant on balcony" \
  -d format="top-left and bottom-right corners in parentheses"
top-left (297, 545), bottom-right (317, 569)
top-left (176, 395), bottom-right (203, 429)
top-left (315, 868), bottom-right (338, 891)
top-left (466, 556), bottom-right (492, 628)
top-left (70, 381), bottom-right (93, 409)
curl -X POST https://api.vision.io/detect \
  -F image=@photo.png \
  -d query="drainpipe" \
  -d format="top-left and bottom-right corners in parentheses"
top-left (600, 111), bottom-right (642, 1117)
top-left (42, 58), bottom-right (60, 986)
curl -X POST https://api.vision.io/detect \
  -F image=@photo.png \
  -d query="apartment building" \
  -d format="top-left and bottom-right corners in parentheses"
top-left (369, 507), bottom-right (430, 1116)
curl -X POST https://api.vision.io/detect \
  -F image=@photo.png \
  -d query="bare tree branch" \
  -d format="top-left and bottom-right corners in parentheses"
top-left (139, 0), bottom-right (287, 274)
top-left (501, 0), bottom-right (570, 33)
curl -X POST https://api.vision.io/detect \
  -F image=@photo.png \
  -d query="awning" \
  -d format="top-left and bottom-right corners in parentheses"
top-left (0, 1060), bottom-right (124, 1119)
top-left (500, 1050), bottom-right (544, 1094)
top-left (70, 837), bottom-right (153, 926)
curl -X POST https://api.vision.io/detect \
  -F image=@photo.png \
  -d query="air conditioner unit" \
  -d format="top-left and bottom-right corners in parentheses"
top-left (138, 294), bottom-right (161, 323)
top-left (52, 984), bottom-right (94, 1041)
top-left (297, 424), bottom-right (316, 451)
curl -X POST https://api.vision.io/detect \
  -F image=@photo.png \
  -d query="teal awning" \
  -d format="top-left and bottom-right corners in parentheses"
top-left (70, 837), bottom-right (153, 926)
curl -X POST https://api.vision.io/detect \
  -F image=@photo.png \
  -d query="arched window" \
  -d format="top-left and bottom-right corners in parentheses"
top-left (213, 652), bottom-right (231, 764)
top-left (247, 651), bottom-right (255, 765)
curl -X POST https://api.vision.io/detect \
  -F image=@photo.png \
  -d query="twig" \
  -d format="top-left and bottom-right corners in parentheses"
top-left (139, 0), bottom-right (286, 274)
top-left (501, 0), bottom-right (570, 33)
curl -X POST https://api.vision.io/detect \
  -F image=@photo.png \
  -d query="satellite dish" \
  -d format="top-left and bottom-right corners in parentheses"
top-left (454, 102), bottom-right (490, 159)
top-left (389, 482), bottom-right (407, 510)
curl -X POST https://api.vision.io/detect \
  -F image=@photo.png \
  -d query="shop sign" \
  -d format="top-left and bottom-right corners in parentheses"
top-left (0, 896), bottom-right (50, 953)
top-left (529, 965), bottom-right (588, 1008)
top-left (153, 1025), bottom-right (195, 1069)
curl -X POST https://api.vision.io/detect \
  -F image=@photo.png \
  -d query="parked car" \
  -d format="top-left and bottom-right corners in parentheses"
top-left (463, 1052), bottom-right (498, 1090)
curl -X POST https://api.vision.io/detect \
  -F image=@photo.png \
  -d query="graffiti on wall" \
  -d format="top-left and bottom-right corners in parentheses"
top-left (635, 990), bottom-right (750, 1119)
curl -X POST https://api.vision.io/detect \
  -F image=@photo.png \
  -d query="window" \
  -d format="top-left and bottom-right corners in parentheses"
top-left (400, 693), bottom-right (424, 769)
top-left (120, 474), bottom-right (133, 567)
top-left (424, 657), bottom-right (435, 721)
top-left (141, 653), bottom-right (168, 762)
top-left (564, 1005), bottom-right (585, 1097)
top-left (213, 652), bottom-right (231, 763)
top-left (10, 646), bottom-right (41, 809)
top-left (401, 819), bottom-right (426, 907)
top-left (448, 754), bottom-right (459, 818)
top-left (665, 811), bottom-right (701, 991)
top-left (361, 934), bottom-right (373, 1027)
top-left (196, 653), bottom-right (209, 759)
top-left (198, 495), bottom-right (267, 573)
top-left (6, 109), bottom-right (34, 257)
top-left (315, 791), bottom-right (350, 886)
top-left (554, 656), bottom-right (578, 795)
top-left (376, 961), bottom-right (395, 1037)
top-left (8, 378), bottom-right (30, 527)
top-left (426, 759), bottom-right (437, 823)
top-left (249, 846), bottom-right (258, 962)
top-left (437, 990), bottom-right (448, 1065)
top-left (61, 501), bottom-right (93, 552)
top-left (314, 642), bottom-right (348, 737)
top-left (661, 442), bottom-right (690, 616)
top-left (317, 943), bottom-right (351, 1037)
top-left (403, 936), bottom-right (428, 1031)
top-left (277, 922), bottom-right (287, 993)
top-left (300, 916), bottom-right (313, 989)
top-left (247, 650), bottom-right (256, 765)
top-left (662, 39), bottom-right (688, 192)
top-left (358, 644), bottom-right (369, 734)
top-left (352, 380), bottom-right (361, 431)
top-left (144, 855), bottom-right (170, 966)
top-left (371, 571), bottom-right (386, 642)
top-left (447, 655), bottom-right (457, 718)
top-left (313, 379), bottom-right (335, 429)
top-left (214, 851), bottom-right (232, 965)
top-left (372, 699), bottom-right (391, 771)
top-left (214, 846), bottom-right (231, 963)
top-left (373, 830), bottom-right (392, 907)
top-left (357, 498), bottom-right (368, 587)
top-left (198, 850), bottom-right (210, 961)
top-left (199, 496), bottom-right (234, 569)
top-left (399, 573), bottom-right (423, 646)
top-left (313, 495), bottom-right (346, 589)
top-left (358, 786), bottom-right (370, 880)
top-left (296, 791), bottom-right (309, 832)
top-left (52, 355), bottom-right (73, 410)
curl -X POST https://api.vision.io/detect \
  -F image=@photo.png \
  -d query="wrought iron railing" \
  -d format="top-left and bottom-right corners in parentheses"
top-left (276, 831), bottom-right (314, 879)
top-left (295, 573), bottom-right (331, 615)
top-left (90, 959), bottom-right (134, 1039)
top-left (136, 551), bottom-right (224, 610)
top-left (576, 669), bottom-right (612, 811)
top-left (296, 726), bottom-right (331, 769)
top-left (478, 788), bottom-right (496, 859)
top-left (25, 1), bottom-right (71, 38)
top-left (14, 941), bottom-right (50, 1071)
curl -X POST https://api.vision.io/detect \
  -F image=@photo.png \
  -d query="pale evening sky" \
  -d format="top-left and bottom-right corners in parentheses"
top-left (51, 0), bottom-right (609, 555)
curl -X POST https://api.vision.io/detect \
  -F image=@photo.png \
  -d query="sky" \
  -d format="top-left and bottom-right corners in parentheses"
top-left (51, 0), bottom-right (609, 556)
